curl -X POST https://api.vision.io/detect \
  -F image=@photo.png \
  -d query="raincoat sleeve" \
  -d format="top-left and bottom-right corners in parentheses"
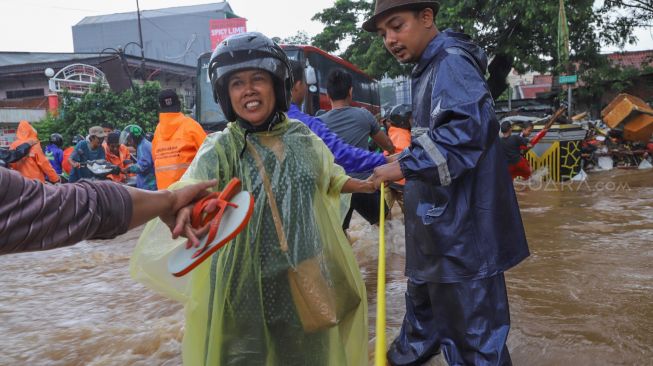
top-left (129, 131), bottom-right (231, 303)
top-left (310, 132), bottom-right (350, 196)
top-left (288, 105), bottom-right (386, 174)
top-left (129, 143), bottom-right (153, 174)
top-left (34, 145), bottom-right (60, 182)
top-left (190, 121), bottom-right (208, 149)
top-left (399, 53), bottom-right (497, 186)
top-left (0, 168), bottom-right (132, 254)
top-left (70, 143), bottom-right (83, 162)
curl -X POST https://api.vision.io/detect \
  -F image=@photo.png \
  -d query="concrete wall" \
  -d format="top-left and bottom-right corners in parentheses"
top-left (0, 78), bottom-right (48, 100)
top-left (1, 70), bottom-right (195, 110)
top-left (0, 109), bottom-right (47, 123)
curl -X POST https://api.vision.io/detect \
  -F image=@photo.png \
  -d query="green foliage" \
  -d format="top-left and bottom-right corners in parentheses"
top-left (33, 114), bottom-right (61, 145)
top-left (35, 82), bottom-right (161, 145)
top-left (602, 0), bottom-right (653, 29)
top-left (279, 30), bottom-right (313, 45)
top-left (312, 0), bottom-right (411, 79)
top-left (576, 60), bottom-right (653, 108)
top-left (311, 0), bottom-right (639, 97)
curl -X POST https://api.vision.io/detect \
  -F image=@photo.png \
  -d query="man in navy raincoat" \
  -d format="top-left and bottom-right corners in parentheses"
top-left (365, 1), bottom-right (529, 365)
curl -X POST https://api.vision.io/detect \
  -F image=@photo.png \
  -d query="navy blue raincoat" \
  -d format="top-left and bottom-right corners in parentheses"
top-left (287, 103), bottom-right (386, 174)
top-left (398, 29), bottom-right (529, 284)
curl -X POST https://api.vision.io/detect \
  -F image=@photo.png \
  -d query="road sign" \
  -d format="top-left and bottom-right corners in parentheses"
top-left (559, 75), bottom-right (578, 84)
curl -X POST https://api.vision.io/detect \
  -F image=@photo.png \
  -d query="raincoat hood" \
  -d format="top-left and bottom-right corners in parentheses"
top-left (10, 121), bottom-right (38, 149)
top-left (158, 112), bottom-right (186, 139)
top-left (413, 29), bottom-right (488, 78)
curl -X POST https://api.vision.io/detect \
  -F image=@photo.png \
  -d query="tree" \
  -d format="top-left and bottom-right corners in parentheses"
top-left (279, 30), bottom-right (313, 45)
top-left (312, 0), bottom-right (411, 79)
top-left (312, 0), bottom-right (637, 99)
top-left (603, 0), bottom-right (653, 27)
top-left (35, 82), bottom-right (161, 145)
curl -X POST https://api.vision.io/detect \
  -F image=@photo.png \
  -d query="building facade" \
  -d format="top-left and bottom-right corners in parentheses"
top-left (72, 2), bottom-right (237, 67)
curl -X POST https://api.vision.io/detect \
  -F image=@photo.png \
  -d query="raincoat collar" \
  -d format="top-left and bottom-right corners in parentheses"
top-left (232, 113), bottom-right (290, 137)
top-left (412, 28), bottom-right (481, 78)
top-left (412, 31), bottom-right (444, 78)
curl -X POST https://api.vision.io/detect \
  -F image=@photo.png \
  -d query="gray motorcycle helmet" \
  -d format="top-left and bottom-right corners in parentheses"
top-left (208, 32), bottom-right (293, 122)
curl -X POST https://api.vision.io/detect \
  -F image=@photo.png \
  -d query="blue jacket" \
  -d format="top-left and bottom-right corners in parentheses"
top-left (128, 139), bottom-right (156, 190)
top-left (69, 140), bottom-right (106, 182)
top-left (398, 30), bottom-right (529, 283)
top-left (287, 103), bottom-right (386, 174)
top-left (44, 144), bottom-right (63, 174)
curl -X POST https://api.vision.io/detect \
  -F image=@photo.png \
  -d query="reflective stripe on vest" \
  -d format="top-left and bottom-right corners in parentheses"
top-left (155, 162), bottom-right (191, 173)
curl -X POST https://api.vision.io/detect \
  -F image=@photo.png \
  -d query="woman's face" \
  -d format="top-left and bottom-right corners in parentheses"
top-left (228, 69), bottom-right (276, 126)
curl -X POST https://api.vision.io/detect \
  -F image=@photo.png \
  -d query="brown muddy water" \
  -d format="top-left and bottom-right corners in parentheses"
top-left (1, 170), bottom-right (651, 365)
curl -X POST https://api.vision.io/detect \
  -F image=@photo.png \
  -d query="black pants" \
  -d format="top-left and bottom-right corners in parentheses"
top-left (342, 191), bottom-right (389, 230)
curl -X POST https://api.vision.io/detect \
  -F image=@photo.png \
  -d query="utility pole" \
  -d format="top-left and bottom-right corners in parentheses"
top-left (136, 0), bottom-right (146, 81)
top-left (568, 84), bottom-right (573, 117)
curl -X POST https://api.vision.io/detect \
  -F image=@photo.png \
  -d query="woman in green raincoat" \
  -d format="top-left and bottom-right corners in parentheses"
top-left (131, 32), bottom-right (372, 365)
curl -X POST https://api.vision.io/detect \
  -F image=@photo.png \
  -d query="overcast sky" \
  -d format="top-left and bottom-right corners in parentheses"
top-left (0, 0), bottom-right (651, 54)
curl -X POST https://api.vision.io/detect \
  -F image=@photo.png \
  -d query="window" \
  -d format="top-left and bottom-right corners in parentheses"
top-left (6, 88), bottom-right (45, 99)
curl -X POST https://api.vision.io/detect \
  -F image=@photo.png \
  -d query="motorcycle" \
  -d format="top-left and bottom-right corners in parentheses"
top-left (77, 159), bottom-right (121, 180)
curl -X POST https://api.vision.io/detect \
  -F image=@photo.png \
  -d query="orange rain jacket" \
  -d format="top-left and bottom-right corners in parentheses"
top-left (62, 146), bottom-right (74, 175)
top-left (103, 141), bottom-right (131, 183)
top-left (384, 125), bottom-right (411, 185)
top-left (152, 112), bottom-right (206, 190)
top-left (9, 121), bottom-right (59, 183)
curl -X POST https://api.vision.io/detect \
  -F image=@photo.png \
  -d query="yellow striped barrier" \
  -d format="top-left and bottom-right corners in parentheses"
top-left (375, 183), bottom-right (387, 366)
top-left (526, 141), bottom-right (560, 181)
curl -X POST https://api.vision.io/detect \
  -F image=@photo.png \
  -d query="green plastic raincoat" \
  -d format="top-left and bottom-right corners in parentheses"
top-left (130, 116), bottom-right (368, 366)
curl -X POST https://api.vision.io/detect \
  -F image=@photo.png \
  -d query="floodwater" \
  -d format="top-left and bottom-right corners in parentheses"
top-left (1, 170), bottom-right (652, 365)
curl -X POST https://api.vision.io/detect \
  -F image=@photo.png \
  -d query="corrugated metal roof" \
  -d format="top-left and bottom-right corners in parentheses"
top-left (0, 52), bottom-right (195, 77)
top-left (75, 2), bottom-right (233, 26)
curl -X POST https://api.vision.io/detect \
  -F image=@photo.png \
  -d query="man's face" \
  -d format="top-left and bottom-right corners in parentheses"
top-left (375, 9), bottom-right (435, 64)
top-left (89, 136), bottom-right (102, 149)
top-left (109, 143), bottom-right (120, 155)
top-left (291, 79), bottom-right (307, 106)
top-left (522, 127), bottom-right (533, 137)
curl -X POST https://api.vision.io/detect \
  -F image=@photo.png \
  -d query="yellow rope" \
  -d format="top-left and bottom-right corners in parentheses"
top-left (375, 183), bottom-right (386, 366)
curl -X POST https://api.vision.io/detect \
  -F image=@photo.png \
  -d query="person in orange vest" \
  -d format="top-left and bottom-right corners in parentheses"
top-left (61, 134), bottom-right (84, 179)
top-left (103, 131), bottom-right (131, 183)
top-left (9, 120), bottom-right (60, 183)
top-left (384, 104), bottom-right (412, 213)
top-left (152, 89), bottom-right (207, 190)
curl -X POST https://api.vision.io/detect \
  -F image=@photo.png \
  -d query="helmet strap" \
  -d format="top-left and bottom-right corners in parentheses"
top-left (237, 112), bottom-right (285, 158)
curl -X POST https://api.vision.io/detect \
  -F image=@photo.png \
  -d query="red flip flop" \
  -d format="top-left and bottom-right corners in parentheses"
top-left (168, 178), bottom-right (254, 277)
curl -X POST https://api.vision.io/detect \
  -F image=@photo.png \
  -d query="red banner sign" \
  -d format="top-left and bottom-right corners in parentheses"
top-left (210, 18), bottom-right (247, 50)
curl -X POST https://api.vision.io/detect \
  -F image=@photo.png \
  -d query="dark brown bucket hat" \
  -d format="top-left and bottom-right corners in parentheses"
top-left (362, 0), bottom-right (440, 32)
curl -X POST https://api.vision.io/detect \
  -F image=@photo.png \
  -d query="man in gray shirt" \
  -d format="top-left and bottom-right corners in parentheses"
top-left (320, 69), bottom-right (395, 230)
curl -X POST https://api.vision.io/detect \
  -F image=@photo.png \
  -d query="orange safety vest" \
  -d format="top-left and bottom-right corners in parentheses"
top-left (9, 120), bottom-right (59, 183)
top-left (152, 112), bottom-right (207, 190)
top-left (103, 141), bottom-right (131, 183)
top-left (384, 125), bottom-right (411, 186)
top-left (62, 146), bottom-right (74, 175)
